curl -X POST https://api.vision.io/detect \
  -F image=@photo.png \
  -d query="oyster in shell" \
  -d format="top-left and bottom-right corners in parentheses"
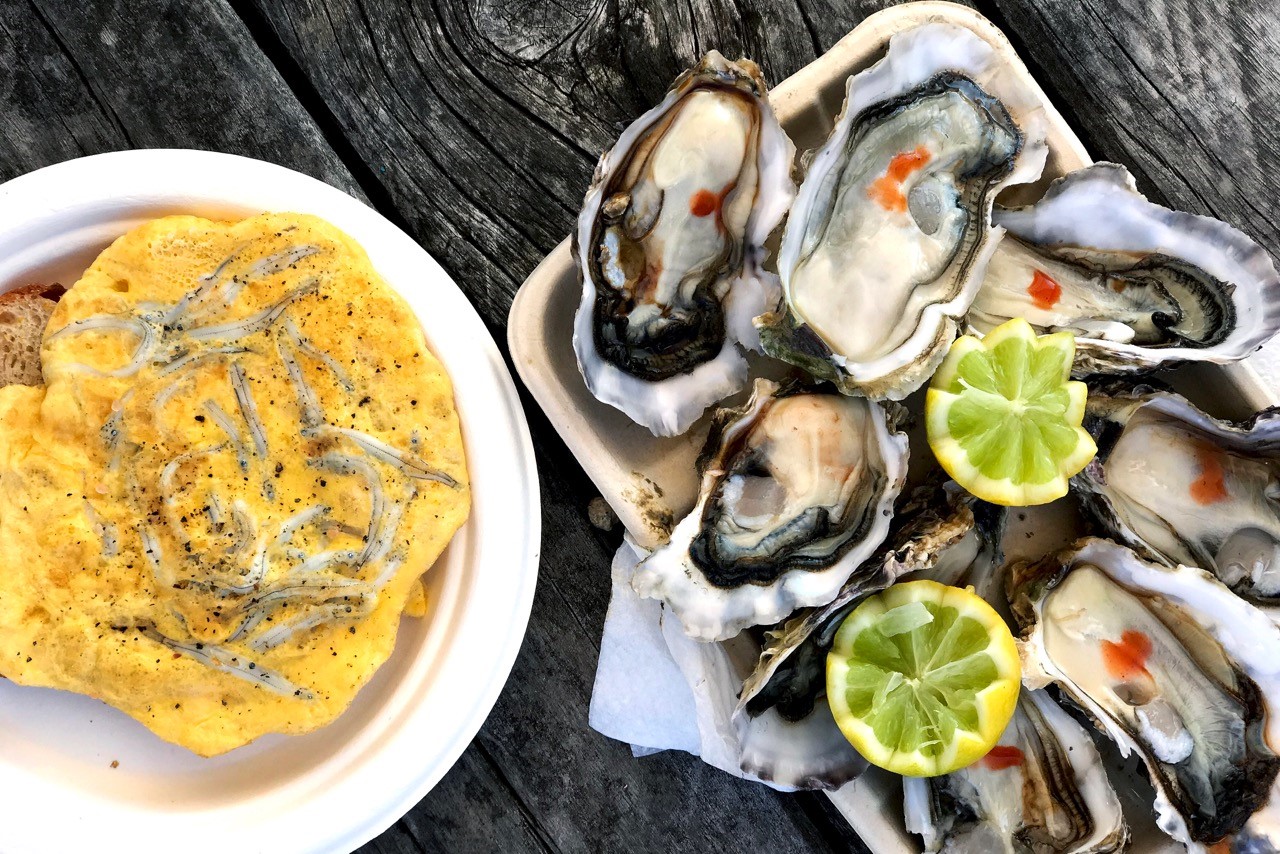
top-left (573, 51), bottom-right (796, 436)
top-left (904, 689), bottom-right (1127, 854)
top-left (631, 378), bottom-right (909, 641)
top-left (662, 613), bottom-right (867, 791)
top-left (1011, 538), bottom-right (1280, 850)
top-left (757, 22), bottom-right (1047, 400)
top-left (607, 535), bottom-right (866, 791)
top-left (1075, 387), bottom-right (1280, 613)
top-left (738, 483), bottom-right (993, 722)
top-left (969, 163), bottom-right (1280, 374)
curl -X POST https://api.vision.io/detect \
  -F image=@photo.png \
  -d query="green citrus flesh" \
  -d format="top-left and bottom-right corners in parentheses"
top-left (826, 580), bottom-right (1020, 777)
top-left (926, 318), bottom-right (1096, 506)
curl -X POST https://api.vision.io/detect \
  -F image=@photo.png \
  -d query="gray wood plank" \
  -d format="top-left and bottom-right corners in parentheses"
top-left (364, 745), bottom-right (554, 854)
top-left (980, 0), bottom-right (1280, 252)
top-left (0, 0), bottom-right (359, 194)
top-left (240, 0), bottom-right (897, 851)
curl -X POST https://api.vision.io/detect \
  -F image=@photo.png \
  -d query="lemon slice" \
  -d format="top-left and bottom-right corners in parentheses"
top-left (926, 318), bottom-right (1096, 506)
top-left (826, 580), bottom-right (1020, 777)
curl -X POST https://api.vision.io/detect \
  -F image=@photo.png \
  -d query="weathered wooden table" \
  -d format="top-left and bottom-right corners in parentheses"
top-left (3, 0), bottom-right (1276, 850)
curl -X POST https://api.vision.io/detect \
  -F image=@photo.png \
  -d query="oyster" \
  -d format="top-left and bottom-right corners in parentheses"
top-left (1011, 538), bottom-right (1280, 850)
top-left (662, 613), bottom-right (867, 791)
top-left (738, 483), bottom-right (994, 722)
top-left (573, 51), bottom-right (796, 436)
top-left (903, 689), bottom-right (1127, 853)
top-left (969, 163), bottom-right (1280, 374)
top-left (631, 378), bottom-right (909, 641)
top-left (1075, 387), bottom-right (1280, 613)
top-left (603, 535), bottom-right (866, 791)
top-left (757, 22), bottom-right (1048, 400)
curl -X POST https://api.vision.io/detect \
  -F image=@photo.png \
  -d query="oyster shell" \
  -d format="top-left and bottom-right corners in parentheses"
top-left (969, 163), bottom-right (1280, 374)
top-left (1011, 538), bottom-right (1280, 850)
top-left (903, 689), bottom-right (1128, 854)
top-left (661, 615), bottom-right (867, 792)
top-left (737, 483), bottom-right (994, 722)
top-left (757, 22), bottom-right (1048, 400)
top-left (630, 378), bottom-right (909, 641)
top-left (573, 51), bottom-right (796, 436)
top-left (607, 535), bottom-right (866, 791)
top-left (1075, 387), bottom-right (1280, 613)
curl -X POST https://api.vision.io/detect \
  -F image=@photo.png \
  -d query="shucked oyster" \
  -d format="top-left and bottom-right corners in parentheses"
top-left (631, 378), bottom-right (908, 641)
top-left (738, 483), bottom-right (993, 723)
top-left (1075, 387), bottom-right (1280, 613)
top-left (904, 689), bottom-right (1127, 854)
top-left (1011, 538), bottom-right (1280, 850)
top-left (969, 163), bottom-right (1280, 374)
top-left (573, 51), bottom-right (796, 436)
top-left (757, 22), bottom-right (1047, 400)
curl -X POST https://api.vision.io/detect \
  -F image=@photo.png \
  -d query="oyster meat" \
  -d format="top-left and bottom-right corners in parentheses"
top-left (631, 378), bottom-right (909, 641)
top-left (970, 163), bottom-right (1280, 374)
top-left (904, 689), bottom-right (1127, 854)
top-left (757, 22), bottom-right (1047, 400)
top-left (1012, 538), bottom-right (1280, 850)
top-left (1076, 387), bottom-right (1280, 612)
top-left (573, 51), bottom-right (796, 436)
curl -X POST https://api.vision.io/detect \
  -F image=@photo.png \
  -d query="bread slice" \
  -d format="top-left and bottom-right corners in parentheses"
top-left (0, 283), bottom-right (65, 386)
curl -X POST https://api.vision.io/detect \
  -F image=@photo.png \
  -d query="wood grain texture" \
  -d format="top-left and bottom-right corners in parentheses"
top-left (984, 0), bottom-right (1280, 251)
top-left (0, 0), bottom-right (359, 193)
top-left (9, 0), bottom-right (1280, 850)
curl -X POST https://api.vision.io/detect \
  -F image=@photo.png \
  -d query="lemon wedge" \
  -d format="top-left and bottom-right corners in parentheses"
top-left (926, 318), bottom-right (1095, 506)
top-left (826, 580), bottom-right (1021, 777)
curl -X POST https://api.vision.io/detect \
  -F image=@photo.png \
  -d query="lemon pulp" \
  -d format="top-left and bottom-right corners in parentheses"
top-left (826, 580), bottom-right (1021, 777)
top-left (926, 317), bottom-right (1096, 506)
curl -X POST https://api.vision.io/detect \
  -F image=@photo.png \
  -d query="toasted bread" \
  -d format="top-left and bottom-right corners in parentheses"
top-left (0, 283), bottom-right (64, 386)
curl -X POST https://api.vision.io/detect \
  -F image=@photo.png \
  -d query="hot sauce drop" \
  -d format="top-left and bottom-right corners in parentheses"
top-left (980, 745), bottom-right (1025, 771)
top-left (1101, 630), bottom-right (1153, 681)
top-left (1190, 444), bottom-right (1230, 505)
top-left (869, 146), bottom-right (932, 213)
top-left (1027, 270), bottom-right (1063, 310)
top-left (689, 189), bottom-right (719, 217)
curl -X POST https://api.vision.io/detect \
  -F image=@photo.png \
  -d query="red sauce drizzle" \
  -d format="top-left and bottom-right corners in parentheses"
top-left (980, 745), bottom-right (1025, 771)
top-left (1027, 270), bottom-right (1063, 310)
top-left (868, 146), bottom-right (932, 212)
top-left (689, 189), bottom-right (719, 217)
top-left (1190, 443), bottom-right (1230, 505)
top-left (1101, 630), bottom-right (1153, 681)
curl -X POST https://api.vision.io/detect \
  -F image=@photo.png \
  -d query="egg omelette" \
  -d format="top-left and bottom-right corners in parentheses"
top-left (0, 213), bottom-right (470, 756)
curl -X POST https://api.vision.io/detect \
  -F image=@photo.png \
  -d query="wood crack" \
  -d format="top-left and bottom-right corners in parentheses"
top-left (789, 0), bottom-right (825, 58)
top-left (25, 0), bottom-right (136, 147)
top-left (224, 0), bottom-right (409, 226)
top-left (474, 740), bottom-right (564, 854)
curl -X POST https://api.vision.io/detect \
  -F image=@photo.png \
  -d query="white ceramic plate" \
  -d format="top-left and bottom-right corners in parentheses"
top-left (0, 150), bottom-right (540, 854)
top-left (507, 3), bottom-right (1278, 851)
